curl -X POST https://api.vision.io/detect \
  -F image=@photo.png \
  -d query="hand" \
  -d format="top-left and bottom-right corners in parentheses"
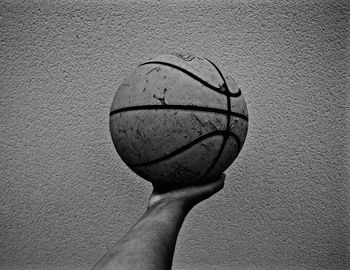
top-left (148, 173), bottom-right (226, 210)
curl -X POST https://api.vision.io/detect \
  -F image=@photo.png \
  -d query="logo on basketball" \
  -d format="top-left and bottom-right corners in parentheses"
top-left (172, 53), bottom-right (196, 61)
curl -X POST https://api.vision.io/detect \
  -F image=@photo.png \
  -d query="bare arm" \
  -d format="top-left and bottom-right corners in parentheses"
top-left (91, 174), bottom-right (225, 270)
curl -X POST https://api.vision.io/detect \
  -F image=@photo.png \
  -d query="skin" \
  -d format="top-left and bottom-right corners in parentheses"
top-left (91, 173), bottom-right (226, 270)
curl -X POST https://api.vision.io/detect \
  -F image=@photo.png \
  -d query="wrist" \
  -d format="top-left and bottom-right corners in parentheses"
top-left (147, 198), bottom-right (191, 217)
top-left (149, 197), bottom-right (187, 209)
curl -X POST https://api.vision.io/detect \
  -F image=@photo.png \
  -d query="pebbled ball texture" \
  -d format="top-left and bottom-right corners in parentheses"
top-left (110, 53), bottom-right (248, 187)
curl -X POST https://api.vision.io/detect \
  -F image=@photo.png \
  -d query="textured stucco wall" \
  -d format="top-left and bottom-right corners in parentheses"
top-left (1, 0), bottom-right (349, 269)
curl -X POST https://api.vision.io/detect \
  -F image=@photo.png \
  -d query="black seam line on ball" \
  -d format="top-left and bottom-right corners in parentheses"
top-left (203, 58), bottom-right (242, 98)
top-left (139, 61), bottom-right (242, 98)
top-left (110, 105), bottom-right (248, 121)
top-left (130, 130), bottom-right (238, 168)
top-left (198, 58), bottom-right (232, 180)
top-left (204, 58), bottom-right (232, 131)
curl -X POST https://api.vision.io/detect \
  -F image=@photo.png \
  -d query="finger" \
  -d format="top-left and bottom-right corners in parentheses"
top-left (188, 173), bottom-right (226, 200)
top-left (152, 180), bottom-right (187, 194)
top-left (200, 173), bottom-right (225, 192)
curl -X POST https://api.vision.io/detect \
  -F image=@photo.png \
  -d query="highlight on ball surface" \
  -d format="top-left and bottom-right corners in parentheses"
top-left (110, 53), bottom-right (248, 187)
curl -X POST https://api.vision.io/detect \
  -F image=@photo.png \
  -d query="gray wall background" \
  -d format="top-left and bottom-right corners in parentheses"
top-left (1, 0), bottom-right (349, 269)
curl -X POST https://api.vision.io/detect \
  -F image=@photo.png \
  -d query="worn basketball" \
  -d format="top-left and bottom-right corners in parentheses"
top-left (110, 53), bottom-right (248, 187)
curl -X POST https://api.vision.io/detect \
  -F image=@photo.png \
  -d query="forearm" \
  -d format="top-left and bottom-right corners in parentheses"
top-left (92, 200), bottom-right (189, 270)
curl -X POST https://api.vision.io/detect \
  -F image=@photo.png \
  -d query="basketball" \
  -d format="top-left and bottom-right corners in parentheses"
top-left (110, 53), bottom-right (248, 187)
